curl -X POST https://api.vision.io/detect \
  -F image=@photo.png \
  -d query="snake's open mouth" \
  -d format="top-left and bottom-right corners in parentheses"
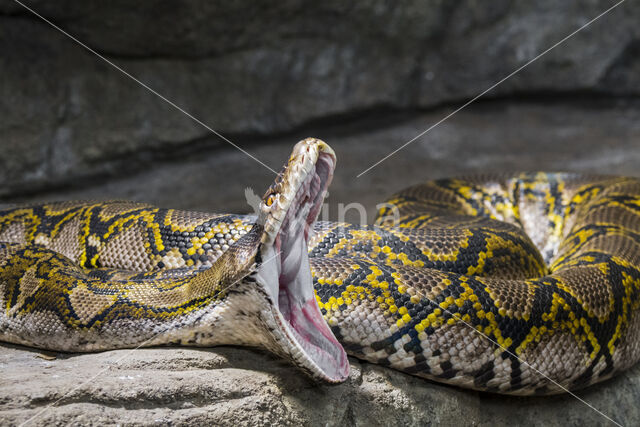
top-left (255, 138), bottom-right (349, 383)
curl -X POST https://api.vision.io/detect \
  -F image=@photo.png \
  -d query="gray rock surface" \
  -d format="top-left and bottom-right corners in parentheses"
top-left (1, 0), bottom-right (639, 196)
top-left (6, 100), bottom-right (640, 223)
top-left (1, 100), bottom-right (640, 425)
top-left (1, 343), bottom-right (639, 426)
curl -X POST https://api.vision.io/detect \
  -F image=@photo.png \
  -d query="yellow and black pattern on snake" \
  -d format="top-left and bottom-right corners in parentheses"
top-left (0, 139), bottom-right (351, 383)
top-left (310, 173), bottom-right (640, 394)
top-left (1, 138), bottom-right (640, 395)
top-left (0, 205), bottom-right (255, 346)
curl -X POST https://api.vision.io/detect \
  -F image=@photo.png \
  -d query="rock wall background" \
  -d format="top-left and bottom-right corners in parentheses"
top-left (1, 1), bottom-right (640, 426)
top-left (0, 0), bottom-right (639, 201)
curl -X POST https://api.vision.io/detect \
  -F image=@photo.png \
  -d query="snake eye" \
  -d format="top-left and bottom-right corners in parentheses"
top-left (265, 194), bottom-right (276, 207)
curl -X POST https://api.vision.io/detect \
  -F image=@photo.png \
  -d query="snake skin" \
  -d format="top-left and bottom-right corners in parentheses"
top-left (311, 173), bottom-right (640, 394)
top-left (1, 152), bottom-right (640, 395)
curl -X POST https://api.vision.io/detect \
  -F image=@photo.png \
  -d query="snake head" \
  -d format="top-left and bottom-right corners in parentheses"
top-left (252, 138), bottom-right (349, 382)
top-left (258, 138), bottom-right (334, 242)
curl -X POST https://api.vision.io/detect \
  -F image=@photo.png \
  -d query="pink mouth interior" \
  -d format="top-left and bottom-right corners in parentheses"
top-left (273, 153), bottom-right (349, 381)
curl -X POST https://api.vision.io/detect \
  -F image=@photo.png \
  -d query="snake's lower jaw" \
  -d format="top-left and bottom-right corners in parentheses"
top-left (253, 140), bottom-right (349, 382)
top-left (255, 242), bottom-right (349, 383)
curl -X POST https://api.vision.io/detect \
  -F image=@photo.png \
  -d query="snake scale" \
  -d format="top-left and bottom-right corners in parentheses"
top-left (1, 138), bottom-right (640, 395)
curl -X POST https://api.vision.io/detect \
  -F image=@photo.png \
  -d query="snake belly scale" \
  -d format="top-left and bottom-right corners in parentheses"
top-left (1, 138), bottom-right (640, 395)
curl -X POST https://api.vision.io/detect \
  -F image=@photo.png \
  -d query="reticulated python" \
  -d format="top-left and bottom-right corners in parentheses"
top-left (1, 138), bottom-right (639, 395)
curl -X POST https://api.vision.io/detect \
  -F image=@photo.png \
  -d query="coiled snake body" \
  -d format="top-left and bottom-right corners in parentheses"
top-left (1, 139), bottom-right (640, 395)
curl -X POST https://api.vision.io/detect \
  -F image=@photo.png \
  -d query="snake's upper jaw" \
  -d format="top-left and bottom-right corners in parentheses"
top-left (254, 138), bottom-right (349, 383)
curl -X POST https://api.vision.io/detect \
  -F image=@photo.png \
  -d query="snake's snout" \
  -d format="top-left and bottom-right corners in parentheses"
top-left (253, 138), bottom-right (349, 383)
